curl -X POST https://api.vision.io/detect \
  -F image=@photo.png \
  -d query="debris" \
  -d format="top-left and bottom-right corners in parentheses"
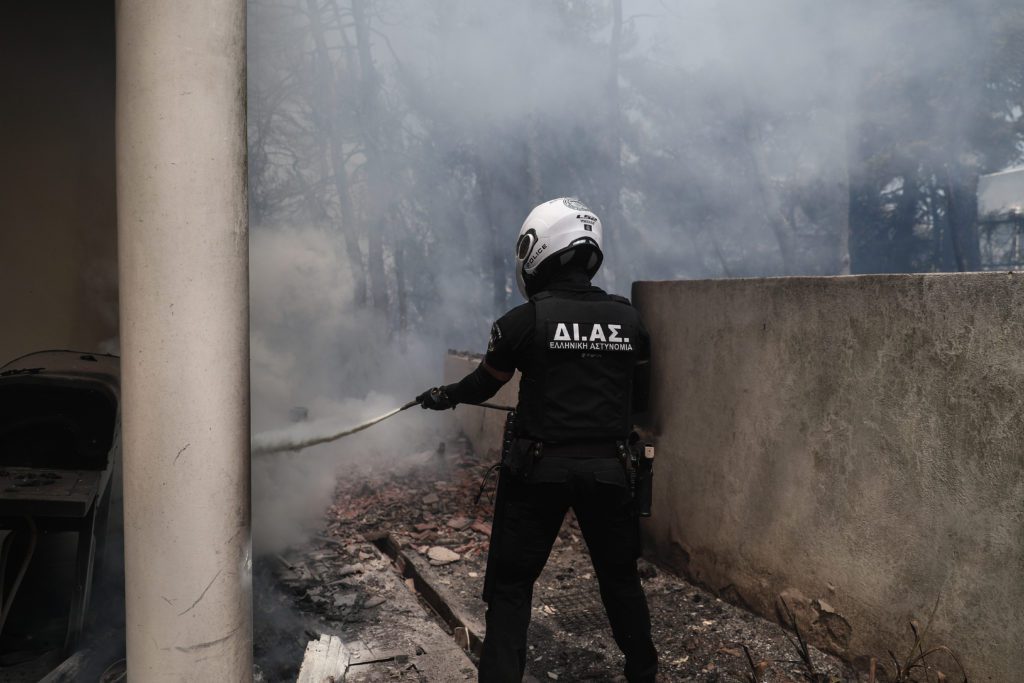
top-left (447, 516), bottom-right (472, 530)
top-left (333, 593), bottom-right (358, 608)
top-left (308, 550), bottom-right (337, 561)
top-left (316, 535), bottom-right (347, 549)
top-left (427, 546), bottom-right (460, 564)
top-left (363, 596), bottom-right (386, 609)
top-left (296, 634), bottom-right (349, 683)
top-left (308, 439), bottom-right (856, 683)
top-left (547, 672), bottom-right (559, 680)
top-left (454, 626), bottom-right (470, 650)
top-left (637, 558), bottom-right (658, 579)
top-left (336, 563), bottom-right (364, 577)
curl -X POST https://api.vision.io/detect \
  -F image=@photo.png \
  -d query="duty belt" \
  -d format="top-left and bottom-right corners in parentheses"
top-left (540, 441), bottom-right (619, 458)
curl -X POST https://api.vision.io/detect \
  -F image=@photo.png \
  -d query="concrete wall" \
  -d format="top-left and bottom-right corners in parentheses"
top-left (442, 276), bottom-right (1022, 679)
top-left (0, 4), bottom-right (118, 363)
top-left (632, 274), bottom-right (1024, 681)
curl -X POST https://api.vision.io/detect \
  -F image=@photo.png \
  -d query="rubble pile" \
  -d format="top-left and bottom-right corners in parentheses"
top-left (257, 438), bottom-right (861, 681)
top-left (326, 439), bottom-right (496, 567)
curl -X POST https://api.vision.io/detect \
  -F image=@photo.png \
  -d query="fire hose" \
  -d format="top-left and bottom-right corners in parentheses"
top-left (252, 399), bottom-right (514, 456)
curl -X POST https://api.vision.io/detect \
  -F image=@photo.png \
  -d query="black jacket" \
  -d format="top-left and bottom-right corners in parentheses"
top-left (484, 272), bottom-right (650, 443)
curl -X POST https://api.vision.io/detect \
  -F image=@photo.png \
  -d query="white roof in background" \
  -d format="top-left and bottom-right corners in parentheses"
top-left (978, 167), bottom-right (1024, 219)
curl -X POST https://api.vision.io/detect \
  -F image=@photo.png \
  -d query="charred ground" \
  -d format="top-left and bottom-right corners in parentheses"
top-left (255, 438), bottom-right (860, 682)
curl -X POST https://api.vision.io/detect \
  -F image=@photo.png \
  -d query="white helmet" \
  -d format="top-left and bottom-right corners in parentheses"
top-left (515, 197), bottom-right (603, 298)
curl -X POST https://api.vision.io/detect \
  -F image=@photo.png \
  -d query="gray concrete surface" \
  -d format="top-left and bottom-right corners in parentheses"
top-left (116, 0), bottom-right (252, 679)
top-left (632, 273), bottom-right (1024, 682)
top-left (444, 274), bottom-right (1023, 680)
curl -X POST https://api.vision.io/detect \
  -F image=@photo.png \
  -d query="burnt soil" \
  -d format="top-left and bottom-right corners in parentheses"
top-left (255, 438), bottom-right (865, 682)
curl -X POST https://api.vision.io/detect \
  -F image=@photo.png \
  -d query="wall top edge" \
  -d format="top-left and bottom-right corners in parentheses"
top-left (447, 349), bottom-right (484, 360)
top-left (633, 270), bottom-right (1023, 290)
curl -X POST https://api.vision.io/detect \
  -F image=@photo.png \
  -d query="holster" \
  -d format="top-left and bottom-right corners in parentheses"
top-left (634, 442), bottom-right (654, 517)
top-left (503, 437), bottom-right (543, 482)
top-left (619, 434), bottom-right (655, 517)
top-left (499, 408), bottom-right (543, 482)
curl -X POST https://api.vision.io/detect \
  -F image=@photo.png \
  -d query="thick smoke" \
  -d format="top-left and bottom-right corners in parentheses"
top-left (246, 0), bottom-right (1023, 550)
top-left (250, 226), bottom-right (440, 554)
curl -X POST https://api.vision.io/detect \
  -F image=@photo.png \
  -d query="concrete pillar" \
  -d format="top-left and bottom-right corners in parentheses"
top-left (116, 1), bottom-right (251, 680)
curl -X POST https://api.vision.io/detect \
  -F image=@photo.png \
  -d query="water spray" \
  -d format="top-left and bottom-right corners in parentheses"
top-left (252, 400), bottom-right (514, 456)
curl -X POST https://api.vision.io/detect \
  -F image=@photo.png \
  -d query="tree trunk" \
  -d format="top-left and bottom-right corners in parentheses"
top-left (835, 112), bottom-right (851, 275)
top-left (352, 0), bottom-right (390, 314)
top-left (474, 158), bottom-right (507, 313)
top-left (525, 113), bottom-right (543, 207)
top-left (847, 139), bottom-right (884, 275)
top-left (945, 164), bottom-right (981, 272)
top-left (603, 0), bottom-right (626, 290)
top-left (306, 0), bottom-right (367, 307)
top-left (393, 236), bottom-right (408, 351)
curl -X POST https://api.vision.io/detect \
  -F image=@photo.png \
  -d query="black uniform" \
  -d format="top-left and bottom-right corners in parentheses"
top-left (473, 272), bottom-right (658, 683)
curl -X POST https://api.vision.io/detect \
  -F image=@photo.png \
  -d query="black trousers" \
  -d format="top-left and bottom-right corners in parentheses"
top-left (477, 455), bottom-right (658, 682)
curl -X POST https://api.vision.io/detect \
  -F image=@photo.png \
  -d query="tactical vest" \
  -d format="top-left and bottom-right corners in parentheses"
top-left (517, 291), bottom-right (641, 443)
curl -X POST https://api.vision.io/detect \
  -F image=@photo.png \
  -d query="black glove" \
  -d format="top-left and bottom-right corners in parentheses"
top-left (416, 386), bottom-right (456, 410)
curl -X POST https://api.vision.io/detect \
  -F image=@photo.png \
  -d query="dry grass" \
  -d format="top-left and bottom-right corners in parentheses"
top-left (775, 595), bottom-right (968, 683)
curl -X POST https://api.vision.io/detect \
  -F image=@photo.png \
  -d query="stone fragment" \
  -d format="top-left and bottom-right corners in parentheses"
top-left (333, 592), bottom-right (358, 608)
top-left (471, 521), bottom-right (492, 537)
top-left (447, 516), bottom-right (472, 530)
top-left (363, 595), bottom-right (386, 609)
top-left (817, 598), bottom-right (836, 614)
top-left (422, 493), bottom-right (440, 505)
top-left (336, 563), bottom-right (364, 577)
top-left (427, 546), bottom-right (460, 564)
top-left (454, 626), bottom-right (470, 650)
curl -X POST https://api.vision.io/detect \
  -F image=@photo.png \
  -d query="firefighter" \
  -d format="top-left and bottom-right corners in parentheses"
top-left (416, 197), bottom-right (657, 683)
